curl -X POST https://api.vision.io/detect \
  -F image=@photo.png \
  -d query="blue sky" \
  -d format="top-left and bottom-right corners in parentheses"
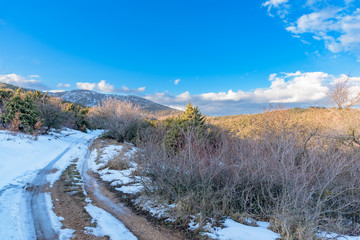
top-left (0, 0), bottom-right (360, 115)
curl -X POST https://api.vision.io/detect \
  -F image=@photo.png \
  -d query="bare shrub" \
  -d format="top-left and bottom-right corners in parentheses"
top-left (9, 112), bottom-right (21, 133)
top-left (36, 96), bottom-right (75, 132)
top-left (88, 98), bottom-right (143, 142)
top-left (105, 156), bottom-right (130, 170)
top-left (136, 112), bottom-right (360, 239)
top-left (328, 76), bottom-right (360, 109)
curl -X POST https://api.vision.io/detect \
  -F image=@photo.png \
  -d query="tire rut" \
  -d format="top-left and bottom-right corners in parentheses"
top-left (80, 146), bottom-right (187, 240)
top-left (27, 139), bottom-right (83, 239)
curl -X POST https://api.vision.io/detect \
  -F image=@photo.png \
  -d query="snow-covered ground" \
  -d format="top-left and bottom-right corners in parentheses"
top-left (0, 129), bottom-right (102, 239)
top-left (0, 129), bottom-right (96, 190)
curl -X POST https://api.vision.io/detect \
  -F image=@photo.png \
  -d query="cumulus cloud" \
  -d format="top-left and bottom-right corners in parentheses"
top-left (264, 1), bottom-right (360, 57)
top-left (145, 71), bottom-right (360, 116)
top-left (76, 82), bottom-right (96, 91)
top-left (76, 80), bottom-right (145, 94)
top-left (285, 8), bottom-right (360, 54)
top-left (57, 83), bottom-right (71, 88)
top-left (97, 80), bottom-right (115, 92)
top-left (0, 73), bottom-right (49, 90)
top-left (174, 79), bottom-right (181, 85)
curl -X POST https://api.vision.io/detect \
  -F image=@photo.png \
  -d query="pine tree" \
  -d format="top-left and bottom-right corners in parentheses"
top-left (0, 89), bottom-right (14, 104)
top-left (181, 102), bottom-right (205, 127)
top-left (3, 88), bottom-right (40, 132)
top-left (163, 103), bottom-right (207, 153)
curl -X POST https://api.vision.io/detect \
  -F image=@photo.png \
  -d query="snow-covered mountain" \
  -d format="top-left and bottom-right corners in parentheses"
top-left (51, 90), bottom-right (178, 114)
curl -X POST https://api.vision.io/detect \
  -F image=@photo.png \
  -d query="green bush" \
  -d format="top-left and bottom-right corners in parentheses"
top-left (162, 102), bottom-right (209, 154)
top-left (3, 89), bottom-right (40, 133)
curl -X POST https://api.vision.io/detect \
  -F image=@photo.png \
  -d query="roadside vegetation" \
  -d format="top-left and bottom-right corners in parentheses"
top-left (0, 87), bottom-right (90, 134)
top-left (89, 98), bottom-right (360, 238)
top-left (133, 104), bottom-right (360, 239)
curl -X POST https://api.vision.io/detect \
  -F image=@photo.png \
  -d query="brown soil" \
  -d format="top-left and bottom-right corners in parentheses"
top-left (84, 170), bottom-right (188, 240)
top-left (86, 139), bottom-right (190, 239)
top-left (51, 163), bottom-right (108, 240)
top-left (51, 138), bottom-right (191, 240)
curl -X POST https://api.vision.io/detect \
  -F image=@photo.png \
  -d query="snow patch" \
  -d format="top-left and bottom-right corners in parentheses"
top-left (115, 183), bottom-right (143, 194)
top-left (318, 232), bottom-right (360, 240)
top-left (84, 203), bottom-right (137, 240)
top-left (99, 169), bottom-right (133, 184)
top-left (98, 145), bottom-right (124, 165)
top-left (44, 192), bottom-right (75, 240)
top-left (204, 218), bottom-right (280, 240)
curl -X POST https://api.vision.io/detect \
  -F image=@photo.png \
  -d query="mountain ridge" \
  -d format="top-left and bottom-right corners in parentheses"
top-left (50, 89), bottom-right (175, 113)
top-left (0, 82), bottom-right (181, 117)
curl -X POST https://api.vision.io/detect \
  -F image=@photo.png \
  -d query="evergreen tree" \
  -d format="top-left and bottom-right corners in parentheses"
top-left (64, 103), bottom-right (90, 131)
top-left (163, 102), bottom-right (207, 153)
top-left (0, 89), bottom-right (14, 104)
top-left (181, 102), bottom-right (205, 127)
top-left (27, 90), bottom-right (46, 101)
top-left (3, 88), bottom-right (40, 132)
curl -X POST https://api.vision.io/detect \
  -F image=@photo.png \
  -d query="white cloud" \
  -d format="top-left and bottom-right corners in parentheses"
top-left (97, 80), bottom-right (114, 92)
top-left (285, 8), bottom-right (340, 34)
top-left (0, 73), bottom-right (49, 90)
top-left (201, 90), bottom-right (250, 101)
top-left (262, 0), bottom-right (289, 17)
top-left (255, 71), bottom-right (331, 103)
top-left (76, 80), bottom-right (145, 94)
top-left (262, 0), bottom-right (288, 8)
top-left (174, 79), bottom-right (181, 85)
top-left (76, 82), bottom-right (96, 91)
top-left (120, 86), bottom-right (146, 93)
top-left (266, 1), bottom-right (360, 57)
top-left (199, 72), bottom-right (330, 104)
top-left (145, 71), bottom-right (360, 116)
top-left (57, 83), bottom-right (71, 88)
top-left (137, 86), bottom-right (146, 92)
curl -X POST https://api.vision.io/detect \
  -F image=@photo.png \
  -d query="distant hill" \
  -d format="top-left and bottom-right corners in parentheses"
top-left (0, 83), bottom-right (181, 118)
top-left (0, 82), bottom-right (33, 92)
top-left (50, 90), bottom-right (181, 117)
